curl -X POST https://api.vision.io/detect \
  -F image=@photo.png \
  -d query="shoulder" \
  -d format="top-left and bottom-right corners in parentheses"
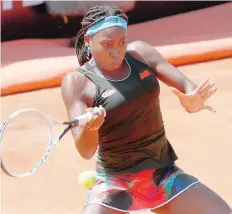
top-left (61, 69), bottom-right (89, 101)
top-left (61, 69), bottom-right (88, 91)
top-left (127, 40), bottom-right (153, 52)
top-left (127, 41), bottom-right (155, 58)
top-left (127, 41), bottom-right (165, 67)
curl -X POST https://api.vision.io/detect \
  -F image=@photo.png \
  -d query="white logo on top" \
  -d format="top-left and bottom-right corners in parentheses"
top-left (101, 89), bottom-right (116, 98)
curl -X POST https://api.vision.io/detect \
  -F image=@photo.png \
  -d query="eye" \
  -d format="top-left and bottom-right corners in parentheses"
top-left (119, 40), bottom-right (126, 46)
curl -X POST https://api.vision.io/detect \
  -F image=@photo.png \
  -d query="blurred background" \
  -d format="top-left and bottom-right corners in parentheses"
top-left (1, 1), bottom-right (227, 42)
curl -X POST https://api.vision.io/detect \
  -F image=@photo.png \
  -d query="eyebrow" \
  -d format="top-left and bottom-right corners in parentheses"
top-left (119, 36), bottom-right (126, 41)
top-left (100, 36), bottom-right (126, 42)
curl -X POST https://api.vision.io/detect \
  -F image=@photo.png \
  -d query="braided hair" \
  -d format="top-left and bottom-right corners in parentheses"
top-left (75, 5), bottom-right (128, 66)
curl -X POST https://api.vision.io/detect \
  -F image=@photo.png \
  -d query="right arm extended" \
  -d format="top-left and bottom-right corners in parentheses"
top-left (61, 72), bottom-right (104, 160)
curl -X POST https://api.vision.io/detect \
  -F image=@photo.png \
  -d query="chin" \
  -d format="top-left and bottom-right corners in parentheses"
top-left (109, 63), bottom-right (122, 71)
top-left (103, 59), bottom-right (124, 71)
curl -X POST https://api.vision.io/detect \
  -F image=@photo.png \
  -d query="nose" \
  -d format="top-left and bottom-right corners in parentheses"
top-left (110, 48), bottom-right (120, 58)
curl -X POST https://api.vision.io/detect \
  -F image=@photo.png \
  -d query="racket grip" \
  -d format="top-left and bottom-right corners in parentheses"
top-left (77, 112), bottom-right (93, 126)
top-left (64, 106), bottom-right (106, 127)
top-left (78, 106), bottom-right (106, 126)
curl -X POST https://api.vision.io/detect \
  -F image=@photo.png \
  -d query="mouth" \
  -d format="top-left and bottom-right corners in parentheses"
top-left (111, 62), bottom-right (120, 65)
top-left (110, 59), bottom-right (123, 65)
top-left (110, 62), bottom-right (122, 69)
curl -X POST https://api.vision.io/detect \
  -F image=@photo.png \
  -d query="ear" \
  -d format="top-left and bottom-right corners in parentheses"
top-left (84, 34), bottom-right (90, 47)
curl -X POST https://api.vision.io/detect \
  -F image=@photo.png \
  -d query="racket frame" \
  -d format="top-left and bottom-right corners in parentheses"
top-left (0, 108), bottom-right (93, 178)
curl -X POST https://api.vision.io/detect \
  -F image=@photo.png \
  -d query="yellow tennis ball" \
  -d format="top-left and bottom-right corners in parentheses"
top-left (77, 170), bottom-right (96, 189)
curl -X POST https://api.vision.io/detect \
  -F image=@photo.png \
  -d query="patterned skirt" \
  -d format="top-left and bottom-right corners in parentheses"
top-left (84, 164), bottom-right (199, 212)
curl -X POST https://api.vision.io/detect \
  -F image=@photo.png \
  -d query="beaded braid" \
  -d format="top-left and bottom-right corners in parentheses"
top-left (75, 5), bottom-right (128, 66)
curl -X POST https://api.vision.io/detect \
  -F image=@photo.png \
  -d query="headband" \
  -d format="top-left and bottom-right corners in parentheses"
top-left (86, 16), bottom-right (127, 36)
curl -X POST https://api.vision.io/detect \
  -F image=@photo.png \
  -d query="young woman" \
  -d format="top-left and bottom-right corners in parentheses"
top-left (61, 4), bottom-right (231, 214)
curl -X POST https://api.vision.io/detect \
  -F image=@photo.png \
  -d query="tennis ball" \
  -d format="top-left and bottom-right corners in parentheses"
top-left (77, 170), bottom-right (96, 189)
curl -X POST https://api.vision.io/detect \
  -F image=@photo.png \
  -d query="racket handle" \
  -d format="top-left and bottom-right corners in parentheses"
top-left (64, 106), bottom-right (106, 127)
top-left (77, 112), bottom-right (93, 126)
top-left (77, 106), bottom-right (106, 126)
top-left (63, 112), bottom-right (93, 127)
top-left (78, 106), bottom-right (106, 125)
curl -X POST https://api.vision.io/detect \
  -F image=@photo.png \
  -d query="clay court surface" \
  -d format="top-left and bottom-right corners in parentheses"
top-left (1, 58), bottom-right (232, 214)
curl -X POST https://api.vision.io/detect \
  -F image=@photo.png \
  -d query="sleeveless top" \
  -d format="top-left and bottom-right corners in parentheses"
top-left (77, 53), bottom-right (178, 175)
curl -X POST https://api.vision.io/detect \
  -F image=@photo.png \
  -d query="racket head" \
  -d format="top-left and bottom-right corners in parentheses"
top-left (0, 108), bottom-right (56, 178)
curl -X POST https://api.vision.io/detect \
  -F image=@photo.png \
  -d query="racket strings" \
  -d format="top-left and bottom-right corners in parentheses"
top-left (0, 108), bottom-right (92, 177)
top-left (0, 109), bottom-right (54, 177)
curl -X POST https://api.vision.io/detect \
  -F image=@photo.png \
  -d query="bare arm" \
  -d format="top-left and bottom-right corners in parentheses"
top-left (128, 41), bottom-right (197, 94)
top-left (128, 41), bottom-right (217, 113)
top-left (61, 72), bottom-right (99, 160)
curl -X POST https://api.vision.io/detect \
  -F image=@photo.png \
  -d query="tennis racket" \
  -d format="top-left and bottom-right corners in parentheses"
top-left (0, 107), bottom-right (105, 178)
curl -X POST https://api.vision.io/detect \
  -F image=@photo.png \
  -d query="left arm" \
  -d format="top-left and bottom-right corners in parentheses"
top-left (150, 57), bottom-right (198, 94)
top-left (128, 41), bottom-right (217, 113)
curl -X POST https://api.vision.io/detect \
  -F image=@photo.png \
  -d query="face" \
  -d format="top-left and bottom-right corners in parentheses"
top-left (85, 26), bottom-right (127, 72)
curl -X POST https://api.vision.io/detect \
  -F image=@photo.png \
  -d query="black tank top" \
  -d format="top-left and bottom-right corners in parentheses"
top-left (77, 53), bottom-right (178, 175)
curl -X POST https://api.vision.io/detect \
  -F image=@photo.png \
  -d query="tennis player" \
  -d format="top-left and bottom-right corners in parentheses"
top-left (61, 4), bottom-right (231, 214)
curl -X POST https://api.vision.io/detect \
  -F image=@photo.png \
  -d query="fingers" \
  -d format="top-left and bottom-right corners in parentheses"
top-left (196, 78), bottom-right (217, 99)
top-left (196, 78), bottom-right (210, 93)
top-left (202, 87), bottom-right (217, 100)
top-left (86, 106), bottom-right (106, 117)
top-left (99, 105), bottom-right (106, 117)
top-left (83, 106), bottom-right (106, 131)
top-left (84, 107), bottom-right (94, 114)
top-left (201, 80), bottom-right (216, 96)
top-left (85, 105), bottom-right (106, 119)
top-left (204, 105), bottom-right (216, 113)
top-left (200, 81), bottom-right (217, 98)
top-left (199, 79), bottom-right (217, 113)
top-left (171, 87), bottom-right (183, 98)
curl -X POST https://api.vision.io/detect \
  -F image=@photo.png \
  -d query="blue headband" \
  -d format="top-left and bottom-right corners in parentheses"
top-left (86, 16), bottom-right (127, 36)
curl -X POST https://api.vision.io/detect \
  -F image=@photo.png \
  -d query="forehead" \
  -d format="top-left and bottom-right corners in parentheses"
top-left (92, 27), bottom-right (127, 41)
